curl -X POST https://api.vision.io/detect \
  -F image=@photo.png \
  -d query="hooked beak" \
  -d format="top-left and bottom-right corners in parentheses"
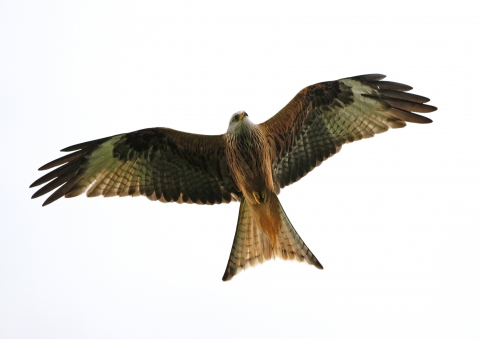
top-left (239, 111), bottom-right (248, 121)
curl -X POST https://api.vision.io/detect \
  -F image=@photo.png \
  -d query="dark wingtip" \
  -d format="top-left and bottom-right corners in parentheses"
top-left (358, 73), bottom-right (387, 81)
top-left (41, 199), bottom-right (55, 207)
top-left (30, 176), bottom-right (48, 188)
top-left (371, 80), bottom-right (413, 92)
top-left (222, 270), bottom-right (233, 282)
top-left (60, 136), bottom-right (112, 152)
top-left (41, 191), bottom-right (65, 206)
top-left (60, 146), bottom-right (77, 152)
top-left (31, 191), bottom-right (42, 199)
top-left (353, 74), bottom-right (387, 81)
top-left (31, 190), bottom-right (52, 205)
top-left (38, 158), bottom-right (67, 171)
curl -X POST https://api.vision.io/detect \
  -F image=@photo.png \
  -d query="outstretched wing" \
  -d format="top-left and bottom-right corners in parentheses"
top-left (31, 128), bottom-right (240, 206)
top-left (260, 74), bottom-right (437, 189)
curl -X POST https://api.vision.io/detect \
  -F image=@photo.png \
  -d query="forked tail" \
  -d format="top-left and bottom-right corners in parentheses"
top-left (222, 194), bottom-right (322, 281)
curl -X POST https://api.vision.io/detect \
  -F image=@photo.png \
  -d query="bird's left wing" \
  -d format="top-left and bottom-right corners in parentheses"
top-left (31, 128), bottom-right (240, 206)
top-left (259, 74), bottom-right (437, 189)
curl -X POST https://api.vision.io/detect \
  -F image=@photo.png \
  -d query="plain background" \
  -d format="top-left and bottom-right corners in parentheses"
top-left (1, 1), bottom-right (479, 338)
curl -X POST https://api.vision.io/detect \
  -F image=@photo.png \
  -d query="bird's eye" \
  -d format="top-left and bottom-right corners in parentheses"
top-left (235, 115), bottom-right (239, 121)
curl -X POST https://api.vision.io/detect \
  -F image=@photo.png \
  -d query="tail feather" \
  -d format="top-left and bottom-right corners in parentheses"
top-left (222, 194), bottom-right (322, 281)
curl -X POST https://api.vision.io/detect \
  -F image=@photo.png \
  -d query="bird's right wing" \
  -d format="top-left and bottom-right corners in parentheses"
top-left (31, 128), bottom-right (240, 206)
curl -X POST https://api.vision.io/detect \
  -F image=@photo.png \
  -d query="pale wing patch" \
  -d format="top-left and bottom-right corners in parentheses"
top-left (65, 135), bottom-right (123, 198)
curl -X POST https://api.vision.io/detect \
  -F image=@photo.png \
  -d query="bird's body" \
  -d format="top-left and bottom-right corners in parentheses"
top-left (225, 112), bottom-right (274, 205)
top-left (30, 74), bottom-right (436, 280)
top-left (222, 112), bottom-right (321, 279)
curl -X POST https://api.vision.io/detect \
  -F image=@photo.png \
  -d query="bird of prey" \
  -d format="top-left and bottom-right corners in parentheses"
top-left (30, 74), bottom-right (436, 281)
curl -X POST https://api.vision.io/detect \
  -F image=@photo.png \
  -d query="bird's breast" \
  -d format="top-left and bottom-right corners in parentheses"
top-left (225, 128), bottom-right (275, 205)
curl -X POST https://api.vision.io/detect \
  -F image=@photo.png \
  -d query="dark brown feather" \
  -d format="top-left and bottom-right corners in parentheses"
top-left (386, 108), bottom-right (433, 124)
top-left (369, 80), bottom-right (413, 91)
top-left (31, 159), bottom-right (83, 187)
top-left (378, 89), bottom-right (430, 103)
top-left (382, 97), bottom-right (437, 113)
top-left (43, 175), bottom-right (85, 206)
top-left (60, 136), bottom-right (112, 152)
top-left (31, 168), bottom-right (80, 200)
top-left (38, 148), bottom-right (91, 171)
top-left (352, 73), bottom-right (386, 81)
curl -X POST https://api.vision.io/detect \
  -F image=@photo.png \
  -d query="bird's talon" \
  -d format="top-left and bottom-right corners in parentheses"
top-left (253, 191), bottom-right (261, 204)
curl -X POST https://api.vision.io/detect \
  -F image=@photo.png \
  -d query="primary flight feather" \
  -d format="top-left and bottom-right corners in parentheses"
top-left (30, 74), bottom-right (436, 280)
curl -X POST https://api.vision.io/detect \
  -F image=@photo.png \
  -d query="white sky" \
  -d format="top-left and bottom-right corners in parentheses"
top-left (1, 1), bottom-right (479, 338)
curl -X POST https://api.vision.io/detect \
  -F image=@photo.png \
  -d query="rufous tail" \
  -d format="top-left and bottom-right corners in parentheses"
top-left (222, 194), bottom-right (322, 281)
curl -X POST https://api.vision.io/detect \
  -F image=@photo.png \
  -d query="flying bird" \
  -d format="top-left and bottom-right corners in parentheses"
top-left (30, 74), bottom-right (436, 281)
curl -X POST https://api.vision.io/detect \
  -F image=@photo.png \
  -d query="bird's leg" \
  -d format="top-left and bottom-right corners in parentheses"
top-left (261, 191), bottom-right (268, 203)
top-left (253, 191), bottom-right (261, 204)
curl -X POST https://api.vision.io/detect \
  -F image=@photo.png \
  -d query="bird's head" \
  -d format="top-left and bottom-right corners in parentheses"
top-left (227, 111), bottom-right (251, 134)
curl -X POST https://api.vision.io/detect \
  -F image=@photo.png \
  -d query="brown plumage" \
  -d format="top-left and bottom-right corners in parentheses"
top-left (30, 74), bottom-right (436, 281)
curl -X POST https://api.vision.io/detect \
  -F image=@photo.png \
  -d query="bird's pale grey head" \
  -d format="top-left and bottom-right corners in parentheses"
top-left (227, 111), bottom-right (252, 134)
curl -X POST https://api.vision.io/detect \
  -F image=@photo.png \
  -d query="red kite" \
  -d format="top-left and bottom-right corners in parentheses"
top-left (30, 74), bottom-right (436, 280)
